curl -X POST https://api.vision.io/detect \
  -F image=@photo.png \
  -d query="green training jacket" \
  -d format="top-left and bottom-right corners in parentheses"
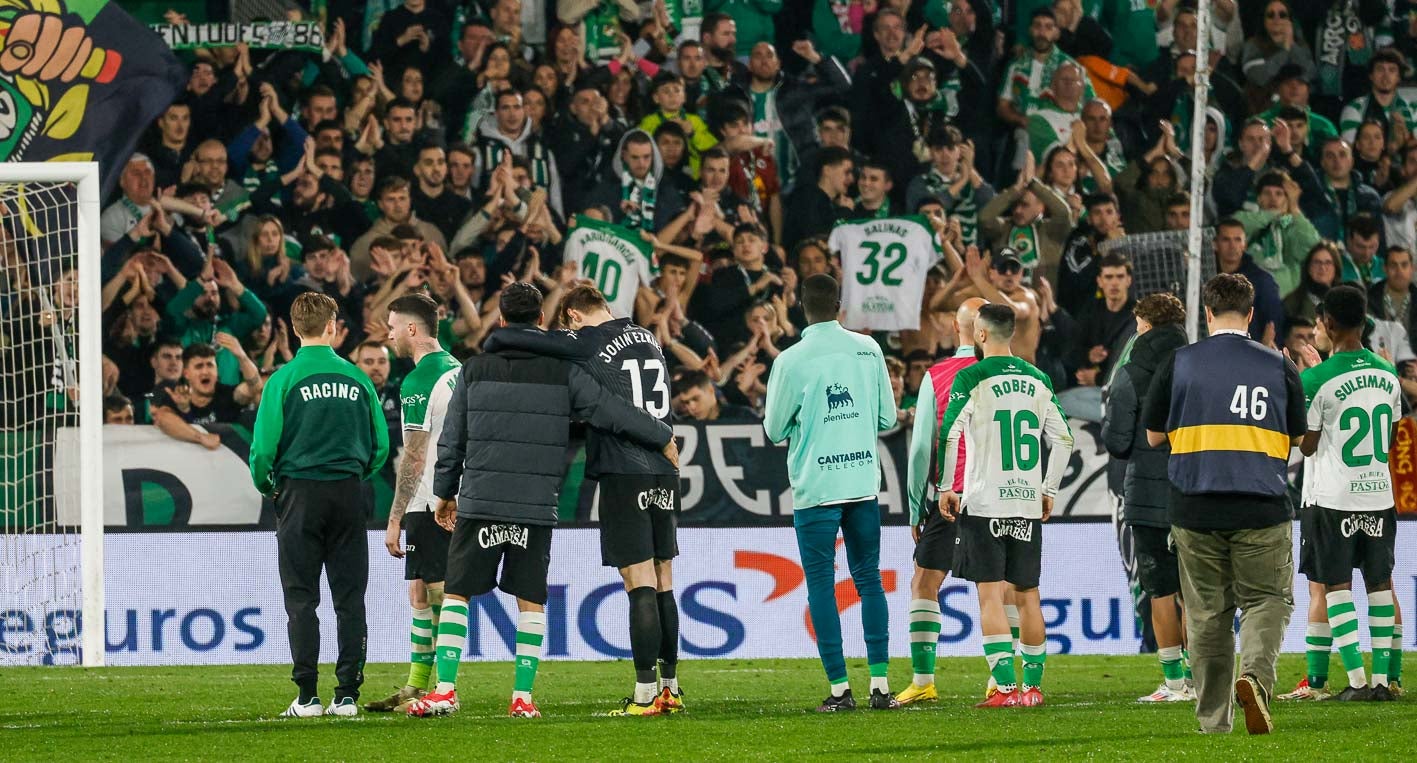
top-left (249, 345), bottom-right (390, 495)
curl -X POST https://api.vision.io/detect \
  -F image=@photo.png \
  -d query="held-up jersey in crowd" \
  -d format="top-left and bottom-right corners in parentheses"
top-left (482, 319), bottom-right (675, 478)
top-left (828, 215), bottom-right (942, 331)
top-left (400, 349), bottom-right (462, 512)
top-left (1301, 349), bottom-right (1402, 511)
top-left (937, 355), bottom-right (1073, 519)
top-left (563, 216), bottom-right (657, 319)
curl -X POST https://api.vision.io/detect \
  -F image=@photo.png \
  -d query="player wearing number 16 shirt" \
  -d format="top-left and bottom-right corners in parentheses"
top-left (937, 303), bottom-right (1073, 709)
top-left (484, 285), bottom-right (683, 717)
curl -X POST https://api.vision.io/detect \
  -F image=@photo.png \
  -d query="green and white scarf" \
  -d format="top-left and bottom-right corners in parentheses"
top-left (621, 171), bottom-right (657, 229)
top-left (1317, 1), bottom-right (1374, 99)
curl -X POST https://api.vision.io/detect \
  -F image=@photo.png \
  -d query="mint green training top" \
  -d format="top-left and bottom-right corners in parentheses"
top-left (249, 345), bottom-right (390, 495)
top-left (763, 320), bottom-right (897, 509)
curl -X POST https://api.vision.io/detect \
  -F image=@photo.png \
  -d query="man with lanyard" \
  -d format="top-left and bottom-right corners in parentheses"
top-left (900, 297), bottom-right (988, 705)
top-left (1305, 137), bottom-right (1381, 241)
top-left (764, 274), bottom-right (900, 712)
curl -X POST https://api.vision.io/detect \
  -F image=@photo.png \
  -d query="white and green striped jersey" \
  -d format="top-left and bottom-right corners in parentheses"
top-left (564, 217), bottom-right (656, 319)
top-left (1339, 93), bottom-right (1417, 143)
top-left (1301, 349), bottom-right (1400, 512)
top-left (828, 215), bottom-right (942, 331)
top-left (937, 355), bottom-right (1074, 519)
top-left (399, 350), bottom-right (462, 513)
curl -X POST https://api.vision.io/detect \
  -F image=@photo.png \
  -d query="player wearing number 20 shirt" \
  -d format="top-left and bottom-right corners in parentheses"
top-left (483, 284), bottom-right (684, 715)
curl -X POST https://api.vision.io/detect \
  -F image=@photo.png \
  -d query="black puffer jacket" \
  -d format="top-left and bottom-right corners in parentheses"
top-left (1102, 323), bottom-right (1189, 529)
top-left (433, 326), bottom-right (673, 526)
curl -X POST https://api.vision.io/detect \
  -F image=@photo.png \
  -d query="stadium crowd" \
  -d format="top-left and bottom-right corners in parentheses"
top-left (75, 0), bottom-right (1417, 441)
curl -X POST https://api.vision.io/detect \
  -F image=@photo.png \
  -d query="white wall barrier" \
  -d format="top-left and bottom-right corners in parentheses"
top-left (3, 524), bottom-right (1412, 666)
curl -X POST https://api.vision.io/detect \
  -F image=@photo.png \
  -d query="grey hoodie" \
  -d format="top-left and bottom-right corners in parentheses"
top-left (474, 112), bottom-right (564, 216)
top-left (610, 127), bottom-right (665, 185)
top-left (586, 128), bottom-right (683, 229)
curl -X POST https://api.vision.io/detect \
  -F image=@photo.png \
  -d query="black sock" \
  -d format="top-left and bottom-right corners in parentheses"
top-left (297, 683), bottom-right (318, 704)
top-left (628, 586), bottom-right (660, 685)
top-left (658, 590), bottom-right (679, 679)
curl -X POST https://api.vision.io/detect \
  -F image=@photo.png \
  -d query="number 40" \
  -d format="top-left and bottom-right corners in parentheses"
top-left (1229, 385), bottom-right (1269, 420)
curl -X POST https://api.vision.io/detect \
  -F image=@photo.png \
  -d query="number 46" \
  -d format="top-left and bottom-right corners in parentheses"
top-left (1229, 385), bottom-right (1269, 420)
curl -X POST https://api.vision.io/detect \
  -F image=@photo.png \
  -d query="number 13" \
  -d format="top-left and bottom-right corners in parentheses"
top-left (622, 358), bottom-right (669, 418)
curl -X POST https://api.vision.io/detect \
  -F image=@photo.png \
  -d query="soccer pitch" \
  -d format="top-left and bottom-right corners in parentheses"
top-left (3, 656), bottom-right (1412, 759)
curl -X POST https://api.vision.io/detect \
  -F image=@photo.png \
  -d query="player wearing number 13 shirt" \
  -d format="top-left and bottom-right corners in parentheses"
top-left (483, 285), bottom-right (684, 717)
top-left (936, 304), bottom-right (1073, 708)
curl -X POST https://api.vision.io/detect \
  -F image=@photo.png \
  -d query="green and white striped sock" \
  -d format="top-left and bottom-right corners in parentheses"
top-left (434, 600), bottom-right (469, 693)
top-left (407, 606), bottom-right (435, 691)
top-left (1305, 622), bottom-right (1332, 689)
top-left (1020, 642), bottom-right (1046, 689)
top-left (1368, 590), bottom-right (1396, 687)
top-left (983, 634), bottom-right (1016, 692)
top-left (908, 598), bottom-right (943, 687)
top-left (1158, 645), bottom-right (1185, 690)
top-left (513, 610), bottom-right (546, 702)
top-left (1325, 591), bottom-right (1366, 689)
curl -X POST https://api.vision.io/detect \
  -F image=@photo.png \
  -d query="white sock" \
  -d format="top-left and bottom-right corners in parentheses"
top-left (830, 680), bottom-right (850, 698)
top-left (660, 675), bottom-right (679, 693)
top-left (634, 681), bottom-right (658, 704)
top-left (870, 676), bottom-right (890, 694)
top-left (1004, 604), bottom-right (1021, 650)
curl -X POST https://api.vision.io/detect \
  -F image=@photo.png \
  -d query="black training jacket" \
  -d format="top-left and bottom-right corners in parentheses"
top-left (433, 324), bottom-right (673, 526)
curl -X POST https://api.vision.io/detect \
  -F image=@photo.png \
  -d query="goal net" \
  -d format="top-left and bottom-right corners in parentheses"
top-left (0, 164), bottom-right (102, 667)
top-left (1100, 228), bottom-right (1214, 336)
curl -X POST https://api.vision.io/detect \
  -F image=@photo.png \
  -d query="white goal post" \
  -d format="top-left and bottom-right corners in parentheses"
top-left (0, 162), bottom-right (103, 667)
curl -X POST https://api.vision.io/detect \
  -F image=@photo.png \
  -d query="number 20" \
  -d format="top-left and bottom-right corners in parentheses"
top-left (1229, 385), bottom-right (1269, 420)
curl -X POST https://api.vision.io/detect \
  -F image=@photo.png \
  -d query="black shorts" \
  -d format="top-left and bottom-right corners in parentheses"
top-left (445, 518), bottom-right (553, 604)
top-left (598, 474), bottom-right (680, 568)
top-left (404, 510), bottom-right (452, 582)
top-left (953, 512), bottom-right (1042, 589)
top-left (1130, 525), bottom-right (1180, 598)
top-left (914, 505), bottom-right (957, 573)
top-left (1299, 505), bottom-right (1397, 587)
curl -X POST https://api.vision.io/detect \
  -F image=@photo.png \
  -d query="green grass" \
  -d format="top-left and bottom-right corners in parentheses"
top-left (1, 656), bottom-right (1411, 760)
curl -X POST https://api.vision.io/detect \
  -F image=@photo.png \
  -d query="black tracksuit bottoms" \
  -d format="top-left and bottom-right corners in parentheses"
top-left (275, 476), bottom-right (370, 701)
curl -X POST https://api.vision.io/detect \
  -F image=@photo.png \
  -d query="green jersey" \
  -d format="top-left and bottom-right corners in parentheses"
top-left (1301, 349), bottom-right (1401, 512)
top-left (399, 350), bottom-right (462, 513)
top-left (249, 345), bottom-right (390, 495)
top-left (937, 355), bottom-right (1073, 519)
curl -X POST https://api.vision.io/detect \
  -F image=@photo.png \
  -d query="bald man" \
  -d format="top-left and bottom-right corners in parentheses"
top-left (898, 297), bottom-right (987, 704)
